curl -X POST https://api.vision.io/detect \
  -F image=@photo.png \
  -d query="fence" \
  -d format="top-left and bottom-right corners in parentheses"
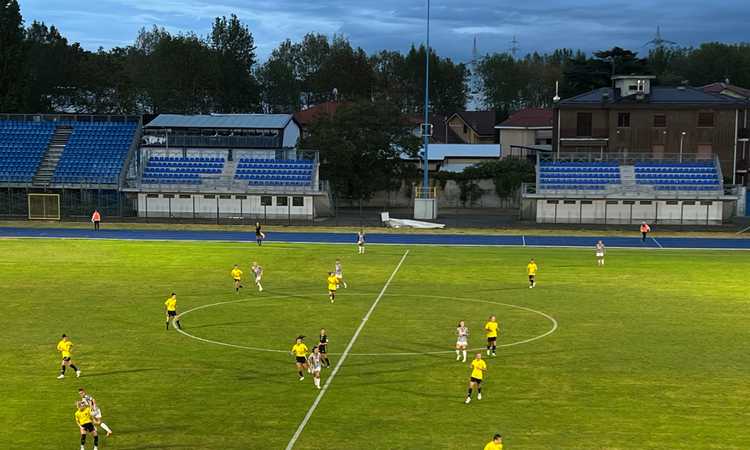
top-left (0, 187), bottom-right (136, 220)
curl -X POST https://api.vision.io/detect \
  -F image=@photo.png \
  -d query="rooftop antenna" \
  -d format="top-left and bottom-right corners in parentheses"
top-left (644, 25), bottom-right (677, 48)
top-left (510, 35), bottom-right (519, 57)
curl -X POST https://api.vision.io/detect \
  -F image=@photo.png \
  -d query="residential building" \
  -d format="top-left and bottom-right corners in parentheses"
top-left (495, 108), bottom-right (553, 158)
top-left (552, 75), bottom-right (749, 184)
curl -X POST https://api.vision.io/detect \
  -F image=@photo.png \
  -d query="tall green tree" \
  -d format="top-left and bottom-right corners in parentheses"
top-left (209, 14), bottom-right (260, 112)
top-left (0, 0), bottom-right (25, 112)
top-left (258, 39), bottom-right (301, 113)
top-left (301, 100), bottom-right (420, 201)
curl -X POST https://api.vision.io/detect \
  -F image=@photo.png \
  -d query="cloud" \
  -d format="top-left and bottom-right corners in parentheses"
top-left (17, 0), bottom-right (750, 62)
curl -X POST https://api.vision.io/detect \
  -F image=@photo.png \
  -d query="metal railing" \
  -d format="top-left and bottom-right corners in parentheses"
top-left (541, 151), bottom-right (716, 164)
top-left (142, 134), bottom-right (281, 149)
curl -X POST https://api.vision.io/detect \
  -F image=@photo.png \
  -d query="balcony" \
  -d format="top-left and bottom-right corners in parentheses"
top-left (142, 134), bottom-right (281, 149)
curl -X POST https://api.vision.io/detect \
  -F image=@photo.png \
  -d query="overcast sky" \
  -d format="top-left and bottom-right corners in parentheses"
top-left (19, 0), bottom-right (750, 62)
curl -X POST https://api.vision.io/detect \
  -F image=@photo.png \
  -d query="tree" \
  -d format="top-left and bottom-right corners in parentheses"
top-left (258, 39), bottom-right (301, 113)
top-left (0, 0), bottom-right (25, 112)
top-left (209, 14), bottom-right (260, 112)
top-left (301, 100), bottom-right (421, 201)
top-left (563, 47), bottom-right (650, 96)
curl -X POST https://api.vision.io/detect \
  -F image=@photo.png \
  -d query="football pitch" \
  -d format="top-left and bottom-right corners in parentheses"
top-left (1, 237), bottom-right (748, 449)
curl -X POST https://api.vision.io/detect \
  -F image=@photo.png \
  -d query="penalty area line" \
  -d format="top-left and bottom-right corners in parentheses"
top-left (284, 249), bottom-right (409, 450)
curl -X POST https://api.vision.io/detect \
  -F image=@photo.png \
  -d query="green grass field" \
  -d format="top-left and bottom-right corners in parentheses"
top-left (1, 238), bottom-right (748, 449)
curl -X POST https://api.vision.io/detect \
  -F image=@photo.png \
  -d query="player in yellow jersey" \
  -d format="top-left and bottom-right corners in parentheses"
top-left (291, 336), bottom-right (309, 381)
top-left (56, 334), bottom-right (81, 379)
top-left (465, 352), bottom-right (487, 404)
top-left (327, 272), bottom-right (338, 303)
top-left (75, 400), bottom-right (99, 450)
top-left (484, 315), bottom-right (499, 357)
top-left (483, 434), bottom-right (503, 450)
top-left (527, 258), bottom-right (538, 288)
top-left (164, 292), bottom-right (181, 330)
top-left (231, 264), bottom-right (243, 293)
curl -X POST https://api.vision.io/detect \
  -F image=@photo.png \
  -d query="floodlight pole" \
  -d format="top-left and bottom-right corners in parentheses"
top-left (422, 0), bottom-right (430, 198)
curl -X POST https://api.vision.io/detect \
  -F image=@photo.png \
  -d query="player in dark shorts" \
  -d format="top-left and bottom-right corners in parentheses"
top-left (290, 336), bottom-right (309, 381)
top-left (255, 222), bottom-right (264, 246)
top-left (318, 328), bottom-right (331, 368)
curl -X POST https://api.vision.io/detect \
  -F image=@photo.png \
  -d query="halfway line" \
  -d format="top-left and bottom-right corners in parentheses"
top-left (284, 250), bottom-right (409, 450)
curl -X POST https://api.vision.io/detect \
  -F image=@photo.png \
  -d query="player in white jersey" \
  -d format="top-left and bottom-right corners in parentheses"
top-left (78, 388), bottom-right (112, 437)
top-left (596, 240), bottom-right (606, 266)
top-left (334, 259), bottom-right (347, 289)
top-left (307, 346), bottom-right (324, 389)
top-left (455, 320), bottom-right (469, 362)
top-left (251, 262), bottom-right (263, 292)
top-left (357, 231), bottom-right (365, 254)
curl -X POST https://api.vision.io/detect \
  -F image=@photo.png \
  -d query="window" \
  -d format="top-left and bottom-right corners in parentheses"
top-left (653, 114), bottom-right (667, 127)
top-left (617, 112), bottom-right (630, 128)
top-left (463, 124), bottom-right (468, 134)
top-left (179, 194), bottom-right (191, 199)
top-left (623, 200), bottom-right (635, 205)
top-left (219, 195), bottom-right (231, 199)
top-left (581, 200), bottom-right (593, 205)
top-left (628, 84), bottom-right (638, 92)
top-left (606, 200), bottom-right (619, 205)
top-left (235, 195), bottom-right (247, 200)
top-left (146, 193), bottom-right (158, 198)
top-left (700, 201), bottom-right (713, 206)
top-left (162, 194), bottom-right (174, 198)
top-left (683, 201), bottom-right (696, 206)
top-left (640, 201), bottom-right (652, 205)
top-left (260, 196), bottom-right (272, 206)
top-left (698, 112), bottom-right (714, 127)
top-left (203, 194), bottom-right (215, 199)
top-left (546, 200), bottom-right (559, 204)
top-left (563, 200), bottom-right (576, 204)
top-left (292, 196), bottom-right (304, 207)
top-left (276, 196), bottom-right (288, 207)
top-left (666, 201), bottom-right (678, 205)
top-left (576, 112), bottom-right (593, 137)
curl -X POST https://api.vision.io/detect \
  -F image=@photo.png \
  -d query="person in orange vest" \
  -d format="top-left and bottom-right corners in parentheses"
top-left (91, 210), bottom-right (101, 231)
top-left (640, 222), bottom-right (651, 242)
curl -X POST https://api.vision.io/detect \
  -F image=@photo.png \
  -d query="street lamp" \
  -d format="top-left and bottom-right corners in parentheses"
top-left (679, 131), bottom-right (686, 162)
top-left (421, 0), bottom-right (431, 199)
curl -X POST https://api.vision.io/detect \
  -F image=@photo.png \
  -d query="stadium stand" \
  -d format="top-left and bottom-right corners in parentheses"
top-left (538, 161), bottom-right (621, 191)
top-left (52, 122), bottom-right (138, 185)
top-left (635, 161), bottom-right (721, 191)
top-left (0, 121), bottom-right (55, 183)
top-left (142, 156), bottom-right (225, 185)
top-left (234, 158), bottom-right (314, 186)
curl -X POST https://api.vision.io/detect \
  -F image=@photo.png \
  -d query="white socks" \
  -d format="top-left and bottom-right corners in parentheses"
top-left (462, 350), bottom-right (467, 361)
top-left (100, 422), bottom-right (112, 433)
top-left (314, 377), bottom-right (320, 388)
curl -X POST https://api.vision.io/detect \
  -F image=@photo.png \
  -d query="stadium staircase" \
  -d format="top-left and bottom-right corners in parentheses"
top-left (32, 125), bottom-right (72, 187)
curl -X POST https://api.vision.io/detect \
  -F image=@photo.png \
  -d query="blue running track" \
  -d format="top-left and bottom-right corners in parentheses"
top-left (0, 227), bottom-right (749, 250)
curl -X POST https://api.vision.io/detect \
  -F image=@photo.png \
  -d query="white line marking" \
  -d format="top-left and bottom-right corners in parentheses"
top-left (284, 250), bottom-right (409, 450)
top-left (652, 237), bottom-right (664, 248)
top-left (174, 293), bottom-right (558, 356)
top-left (522, 235), bottom-right (526, 246)
top-left (736, 225), bottom-right (750, 235)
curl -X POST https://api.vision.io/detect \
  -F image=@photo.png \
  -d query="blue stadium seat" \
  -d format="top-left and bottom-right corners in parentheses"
top-left (52, 121), bottom-right (137, 185)
top-left (233, 158), bottom-right (314, 187)
top-left (0, 120), bottom-right (55, 183)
